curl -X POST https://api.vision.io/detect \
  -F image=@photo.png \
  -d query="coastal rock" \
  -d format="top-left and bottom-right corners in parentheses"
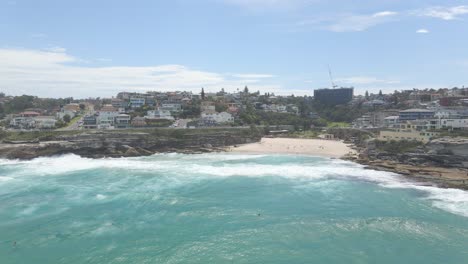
top-left (0, 129), bottom-right (263, 160)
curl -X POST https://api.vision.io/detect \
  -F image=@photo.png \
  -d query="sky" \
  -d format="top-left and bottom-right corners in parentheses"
top-left (1, 0), bottom-right (468, 98)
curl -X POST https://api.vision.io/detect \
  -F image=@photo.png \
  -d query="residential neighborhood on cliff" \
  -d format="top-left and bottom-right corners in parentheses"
top-left (1, 86), bottom-right (468, 143)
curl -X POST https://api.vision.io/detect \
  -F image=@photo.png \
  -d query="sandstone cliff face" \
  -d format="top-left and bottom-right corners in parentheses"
top-left (0, 129), bottom-right (262, 159)
top-left (348, 137), bottom-right (468, 190)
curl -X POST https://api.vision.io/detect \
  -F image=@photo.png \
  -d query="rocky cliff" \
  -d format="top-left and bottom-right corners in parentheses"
top-left (347, 137), bottom-right (468, 190)
top-left (0, 128), bottom-right (263, 159)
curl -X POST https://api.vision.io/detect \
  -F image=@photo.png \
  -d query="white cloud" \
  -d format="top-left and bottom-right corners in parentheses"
top-left (231, 74), bottom-right (274, 79)
top-left (327, 11), bottom-right (398, 32)
top-left (0, 48), bottom-right (282, 98)
top-left (96, 58), bottom-right (113, 63)
top-left (413, 5), bottom-right (468, 20)
top-left (297, 11), bottom-right (399, 32)
top-left (416, 28), bottom-right (429, 34)
top-left (45, 46), bottom-right (67, 53)
top-left (336, 76), bottom-right (400, 85)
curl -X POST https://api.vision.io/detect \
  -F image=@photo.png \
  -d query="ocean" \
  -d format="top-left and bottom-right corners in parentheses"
top-left (0, 153), bottom-right (467, 263)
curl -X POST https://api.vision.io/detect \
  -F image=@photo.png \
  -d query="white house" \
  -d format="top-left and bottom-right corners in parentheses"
top-left (146, 109), bottom-right (174, 120)
top-left (34, 116), bottom-right (57, 129)
top-left (161, 103), bottom-right (182, 113)
top-left (201, 112), bottom-right (234, 124)
top-left (434, 119), bottom-right (468, 130)
top-left (114, 114), bottom-right (131, 128)
top-left (98, 105), bottom-right (119, 129)
top-left (384, 116), bottom-right (400, 128)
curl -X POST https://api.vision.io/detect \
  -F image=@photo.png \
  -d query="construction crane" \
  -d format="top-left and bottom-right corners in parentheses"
top-left (327, 65), bottom-right (338, 89)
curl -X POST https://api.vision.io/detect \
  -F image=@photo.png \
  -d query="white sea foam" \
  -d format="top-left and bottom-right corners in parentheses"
top-left (96, 194), bottom-right (107, 200)
top-left (0, 176), bottom-right (13, 182)
top-left (0, 153), bottom-right (467, 218)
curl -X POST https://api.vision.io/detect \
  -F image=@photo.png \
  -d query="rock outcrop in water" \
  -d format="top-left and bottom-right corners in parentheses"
top-left (0, 128), bottom-right (263, 160)
top-left (347, 137), bottom-right (468, 190)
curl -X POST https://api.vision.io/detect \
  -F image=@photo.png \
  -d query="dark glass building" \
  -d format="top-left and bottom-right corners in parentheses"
top-left (314, 87), bottom-right (354, 105)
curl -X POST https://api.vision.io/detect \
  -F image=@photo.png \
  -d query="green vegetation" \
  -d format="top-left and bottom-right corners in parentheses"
top-left (0, 127), bottom-right (262, 143)
top-left (146, 119), bottom-right (173, 127)
top-left (0, 95), bottom-right (73, 118)
top-left (0, 130), bottom-right (82, 142)
top-left (375, 140), bottom-right (423, 154)
top-left (63, 114), bottom-right (71, 123)
top-left (327, 122), bottom-right (350, 128)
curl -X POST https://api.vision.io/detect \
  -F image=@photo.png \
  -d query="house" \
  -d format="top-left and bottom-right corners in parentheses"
top-left (63, 103), bottom-right (81, 112)
top-left (363, 99), bottom-right (387, 108)
top-left (384, 116), bottom-right (399, 128)
top-left (83, 115), bottom-right (97, 129)
top-left (261, 104), bottom-right (287, 113)
top-left (428, 118), bottom-right (468, 130)
top-left (10, 116), bottom-right (35, 129)
top-left (19, 111), bottom-right (40, 117)
top-left (369, 110), bottom-right (399, 127)
top-left (399, 109), bottom-right (435, 121)
top-left (114, 114), bottom-right (131, 128)
top-left (9, 111), bottom-right (41, 129)
top-left (201, 101), bottom-right (216, 114)
top-left (379, 129), bottom-right (438, 143)
top-left (111, 98), bottom-right (128, 109)
top-left (161, 103), bottom-right (182, 113)
top-left (201, 112), bottom-right (234, 124)
top-left (97, 105), bottom-right (119, 129)
top-left (129, 97), bottom-right (146, 109)
top-left (34, 116), bottom-right (57, 129)
top-left (146, 109), bottom-right (174, 120)
top-left (318, 134), bottom-right (335, 140)
top-left (379, 120), bottom-right (439, 143)
top-left (131, 117), bottom-right (147, 127)
top-left (353, 115), bottom-right (371, 128)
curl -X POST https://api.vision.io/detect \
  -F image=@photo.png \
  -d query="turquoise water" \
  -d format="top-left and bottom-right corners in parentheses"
top-left (1, 154), bottom-right (468, 263)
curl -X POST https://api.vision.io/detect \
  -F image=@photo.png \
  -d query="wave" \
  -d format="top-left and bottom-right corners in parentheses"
top-left (0, 153), bottom-right (467, 218)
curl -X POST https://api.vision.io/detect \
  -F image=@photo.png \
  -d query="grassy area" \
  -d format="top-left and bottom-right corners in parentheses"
top-left (375, 140), bottom-right (423, 154)
top-left (0, 130), bottom-right (82, 142)
top-left (327, 122), bottom-right (350, 128)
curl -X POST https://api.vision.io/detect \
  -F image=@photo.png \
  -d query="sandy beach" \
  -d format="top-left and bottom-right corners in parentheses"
top-left (228, 138), bottom-right (357, 158)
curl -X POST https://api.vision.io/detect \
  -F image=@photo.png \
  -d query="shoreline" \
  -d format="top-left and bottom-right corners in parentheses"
top-left (0, 130), bottom-right (466, 190)
top-left (227, 138), bottom-right (357, 158)
top-left (228, 137), bottom-right (468, 190)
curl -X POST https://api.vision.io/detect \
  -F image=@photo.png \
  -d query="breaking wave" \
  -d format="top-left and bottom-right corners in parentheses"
top-left (0, 153), bottom-right (467, 218)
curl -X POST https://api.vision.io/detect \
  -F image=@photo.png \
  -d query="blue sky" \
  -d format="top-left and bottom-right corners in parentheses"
top-left (1, 0), bottom-right (468, 98)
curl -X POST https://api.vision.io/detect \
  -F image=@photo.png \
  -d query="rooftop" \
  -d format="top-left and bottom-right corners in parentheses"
top-left (400, 108), bottom-right (434, 113)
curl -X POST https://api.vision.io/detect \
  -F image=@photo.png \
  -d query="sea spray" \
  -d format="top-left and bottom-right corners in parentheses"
top-left (0, 154), bottom-right (467, 263)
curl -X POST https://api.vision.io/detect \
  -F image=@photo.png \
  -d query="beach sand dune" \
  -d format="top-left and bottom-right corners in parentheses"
top-left (229, 138), bottom-right (356, 158)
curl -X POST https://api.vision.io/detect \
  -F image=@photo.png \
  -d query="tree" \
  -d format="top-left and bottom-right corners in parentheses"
top-left (365, 90), bottom-right (369, 99)
top-left (244, 86), bottom-right (249, 94)
top-left (379, 90), bottom-right (383, 96)
top-left (215, 102), bottom-right (228, 113)
top-left (63, 114), bottom-right (71, 123)
top-left (201, 87), bottom-right (205, 100)
top-left (79, 103), bottom-right (86, 111)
